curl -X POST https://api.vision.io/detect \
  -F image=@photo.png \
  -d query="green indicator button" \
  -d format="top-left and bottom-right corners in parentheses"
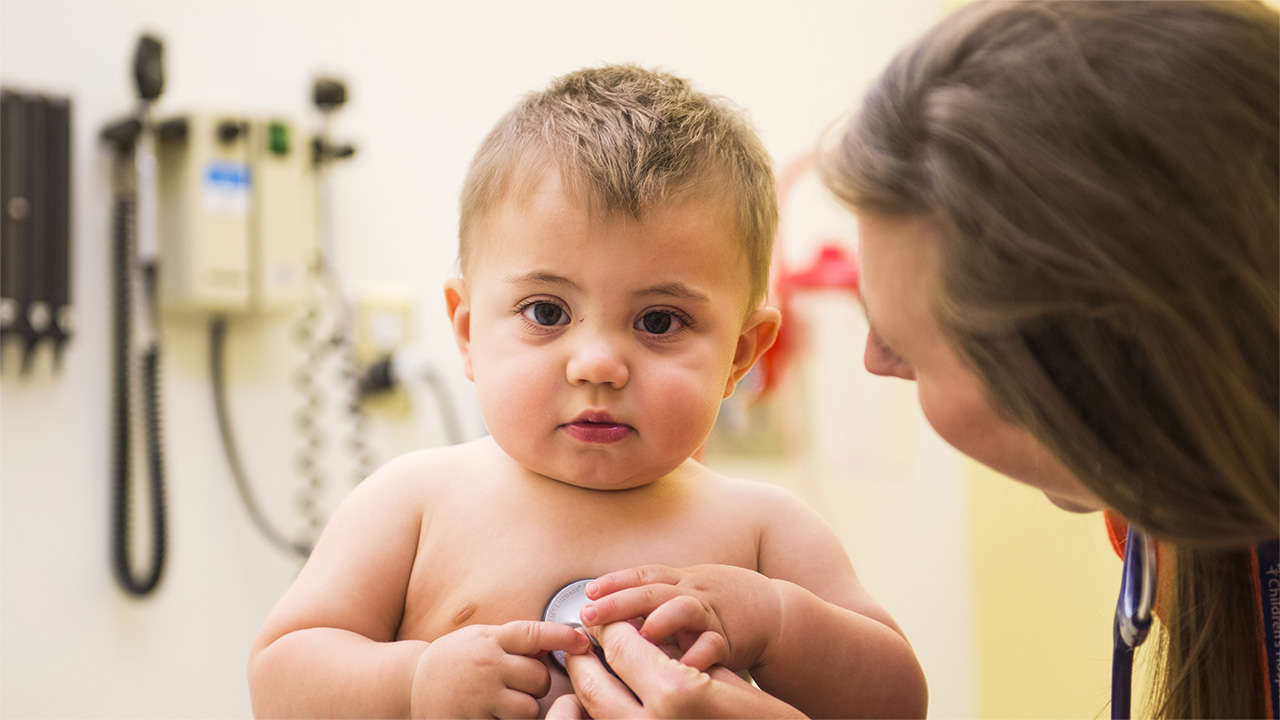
top-left (268, 122), bottom-right (290, 155)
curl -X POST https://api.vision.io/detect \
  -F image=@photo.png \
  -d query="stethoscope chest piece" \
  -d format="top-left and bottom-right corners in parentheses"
top-left (543, 578), bottom-right (613, 674)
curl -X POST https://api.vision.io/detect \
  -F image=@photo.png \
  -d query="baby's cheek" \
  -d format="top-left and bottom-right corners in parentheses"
top-left (650, 377), bottom-right (722, 441)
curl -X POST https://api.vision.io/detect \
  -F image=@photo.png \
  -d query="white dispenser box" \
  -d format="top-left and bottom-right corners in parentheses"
top-left (156, 111), bottom-right (253, 314)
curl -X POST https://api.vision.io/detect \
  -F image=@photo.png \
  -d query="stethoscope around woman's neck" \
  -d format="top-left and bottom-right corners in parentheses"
top-left (1112, 526), bottom-right (1157, 719)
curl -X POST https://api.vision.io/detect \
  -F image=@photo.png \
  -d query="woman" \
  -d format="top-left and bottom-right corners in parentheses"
top-left (549, 2), bottom-right (1279, 718)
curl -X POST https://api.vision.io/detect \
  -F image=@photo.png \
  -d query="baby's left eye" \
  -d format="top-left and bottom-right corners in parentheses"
top-left (522, 301), bottom-right (569, 326)
top-left (635, 311), bottom-right (684, 335)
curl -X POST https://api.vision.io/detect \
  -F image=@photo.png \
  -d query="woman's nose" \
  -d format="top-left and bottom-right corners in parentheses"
top-left (566, 335), bottom-right (629, 388)
top-left (864, 330), bottom-right (916, 381)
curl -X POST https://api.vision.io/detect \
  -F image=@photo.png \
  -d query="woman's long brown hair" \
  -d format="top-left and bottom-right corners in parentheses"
top-left (823, 2), bottom-right (1279, 716)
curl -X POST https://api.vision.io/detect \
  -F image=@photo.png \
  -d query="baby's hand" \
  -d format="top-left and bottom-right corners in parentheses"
top-left (410, 620), bottom-right (589, 719)
top-left (580, 565), bottom-right (783, 673)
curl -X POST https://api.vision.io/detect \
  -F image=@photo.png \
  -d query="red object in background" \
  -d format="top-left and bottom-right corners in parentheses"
top-left (754, 153), bottom-right (862, 402)
top-left (788, 243), bottom-right (860, 290)
top-left (756, 241), bottom-right (860, 401)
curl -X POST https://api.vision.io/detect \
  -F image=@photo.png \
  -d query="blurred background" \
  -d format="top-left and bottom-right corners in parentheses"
top-left (0, 1), bottom-right (1120, 717)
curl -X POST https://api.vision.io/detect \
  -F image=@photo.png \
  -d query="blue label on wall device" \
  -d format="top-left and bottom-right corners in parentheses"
top-left (202, 161), bottom-right (250, 216)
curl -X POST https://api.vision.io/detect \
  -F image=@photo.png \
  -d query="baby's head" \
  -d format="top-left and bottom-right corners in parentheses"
top-left (448, 65), bottom-right (781, 490)
top-left (458, 64), bottom-right (776, 309)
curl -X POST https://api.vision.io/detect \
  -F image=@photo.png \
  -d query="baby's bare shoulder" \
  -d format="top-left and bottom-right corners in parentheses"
top-left (347, 438), bottom-right (497, 517)
top-left (692, 463), bottom-right (813, 518)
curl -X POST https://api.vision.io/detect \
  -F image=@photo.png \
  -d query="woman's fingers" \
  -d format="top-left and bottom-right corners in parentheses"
top-left (562, 631), bottom-right (646, 718)
top-left (706, 664), bottom-right (754, 689)
top-left (545, 694), bottom-right (588, 720)
top-left (591, 621), bottom-right (714, 709)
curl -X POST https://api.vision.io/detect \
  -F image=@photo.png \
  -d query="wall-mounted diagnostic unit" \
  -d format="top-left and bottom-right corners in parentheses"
top-left (153, 113), bottom-right (315, 316)
top-left (248, 118), bottom-right (314, 313)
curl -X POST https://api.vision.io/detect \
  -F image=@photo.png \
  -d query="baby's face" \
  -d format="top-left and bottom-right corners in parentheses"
top-left (451, 171), bottom-right (765, 490)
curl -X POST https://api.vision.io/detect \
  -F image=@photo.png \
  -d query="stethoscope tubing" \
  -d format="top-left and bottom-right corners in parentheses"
top-left (1111, 526), bottom-right (1156, 719)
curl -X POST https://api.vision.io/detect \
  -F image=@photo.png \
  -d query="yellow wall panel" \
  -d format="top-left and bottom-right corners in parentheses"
top-left (968, 461), bottom-right (1121, 718)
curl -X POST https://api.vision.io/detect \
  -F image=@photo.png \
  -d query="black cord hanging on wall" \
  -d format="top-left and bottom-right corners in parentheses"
top-left (100, 34), bottom-right (168, 598)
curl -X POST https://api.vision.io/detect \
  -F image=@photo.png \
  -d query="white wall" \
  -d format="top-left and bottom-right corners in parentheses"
top-left (0, 2), bottom-right (958, 718)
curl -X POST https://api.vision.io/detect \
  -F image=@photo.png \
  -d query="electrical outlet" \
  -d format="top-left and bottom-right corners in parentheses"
top-left (355, 284), bottom-right (414, 364)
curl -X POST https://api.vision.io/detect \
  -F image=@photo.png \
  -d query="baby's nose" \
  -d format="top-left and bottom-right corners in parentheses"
top-left (566, 335), bottom-right (629, 388)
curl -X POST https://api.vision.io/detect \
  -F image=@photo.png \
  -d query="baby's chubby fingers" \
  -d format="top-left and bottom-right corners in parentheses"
top-left (581, 585), bottom-right (685, 628)
top-left (640, 595), bottom-right (731, 669)
top-left (498, 619), bottom-right (592, 657)
top-left (586, 566), bottom-right (683, 601)
top-left (676, 631), bottom-right (730, 672)
top-left (639, 594), bottom-right (713, 642)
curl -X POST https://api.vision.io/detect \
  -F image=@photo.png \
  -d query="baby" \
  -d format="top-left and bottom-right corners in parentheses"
top-left (248, 64), bottom-right (925, 719)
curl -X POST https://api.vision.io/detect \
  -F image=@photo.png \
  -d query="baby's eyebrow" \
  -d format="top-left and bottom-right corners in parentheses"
top-left (503, 271), bottom-right (580, 290)
top-left (634, 282), bottom-right (711, 304)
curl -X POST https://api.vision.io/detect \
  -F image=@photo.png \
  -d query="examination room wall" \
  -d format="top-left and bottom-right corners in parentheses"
top-left (1, 2), bottom-right (1116, 718)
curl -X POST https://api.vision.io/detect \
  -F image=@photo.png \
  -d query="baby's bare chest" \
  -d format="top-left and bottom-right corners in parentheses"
top-left (395, 501), bottom-right (758, 642)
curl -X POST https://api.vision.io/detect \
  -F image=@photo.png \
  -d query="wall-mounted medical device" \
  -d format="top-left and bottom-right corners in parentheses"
top-left (96, 33), bottom-right (447, 579)
top-left (1, 87), bottom-right (73, 373)
top-left (150, 107), bottom-right (334, 558)
top-left (152, 112), bottom-right (315, 315)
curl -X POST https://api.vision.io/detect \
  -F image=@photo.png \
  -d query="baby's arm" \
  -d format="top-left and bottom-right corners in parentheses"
top-left (749, 485), bottom-right (926, 718)
top-left (585, 485), bottom-right (927, 719)
top-left (248, 457), bottom-right (429, 717)
top-left (248, 454), bottom-right (588, 718)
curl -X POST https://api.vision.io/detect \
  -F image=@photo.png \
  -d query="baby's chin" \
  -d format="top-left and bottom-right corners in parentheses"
top-left (525, 460), bottom-right (670, 493)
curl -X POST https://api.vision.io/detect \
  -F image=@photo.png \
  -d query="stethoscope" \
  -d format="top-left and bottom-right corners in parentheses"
top-left (1112, 526), bottom-right (1157, 719)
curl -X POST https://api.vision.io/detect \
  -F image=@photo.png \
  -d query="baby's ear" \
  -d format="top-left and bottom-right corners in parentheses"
top-left (724, 305), bottom-right (782, 398)
top-left (444, 277), bottom-right (474, 381)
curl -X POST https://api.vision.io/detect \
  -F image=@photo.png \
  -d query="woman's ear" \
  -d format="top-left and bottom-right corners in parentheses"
top-left (444, 277), bottom-right (474, 381)
top-left (724, 305), bottom-right (782, 398)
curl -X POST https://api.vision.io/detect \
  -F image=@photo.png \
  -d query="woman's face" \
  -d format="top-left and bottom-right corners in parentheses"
top-left (856, 212), bottom-right (1105, 513)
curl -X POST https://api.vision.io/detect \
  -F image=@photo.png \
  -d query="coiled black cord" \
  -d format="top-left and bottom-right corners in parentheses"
top-left (210, 316), bottom-right (312, 558)
top-left (337, 326), bottom-right (373, 481)
top-left (110, 192), bottom-right (166, 597)
top-left (292, 300), bottom-right (328, 543)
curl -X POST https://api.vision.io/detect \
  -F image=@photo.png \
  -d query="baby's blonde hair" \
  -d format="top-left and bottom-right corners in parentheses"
top-left (459, 64), bottom-right (777, 307)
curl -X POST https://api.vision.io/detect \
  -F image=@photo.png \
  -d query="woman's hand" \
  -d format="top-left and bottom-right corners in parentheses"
top-left (580, 565), bottom-right (784, 672)
top-left (547, 621), bottom-right (806, 719)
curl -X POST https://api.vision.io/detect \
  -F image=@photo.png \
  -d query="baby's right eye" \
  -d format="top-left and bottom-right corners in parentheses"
top-left (522, 301), bottom-right (569, 326)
